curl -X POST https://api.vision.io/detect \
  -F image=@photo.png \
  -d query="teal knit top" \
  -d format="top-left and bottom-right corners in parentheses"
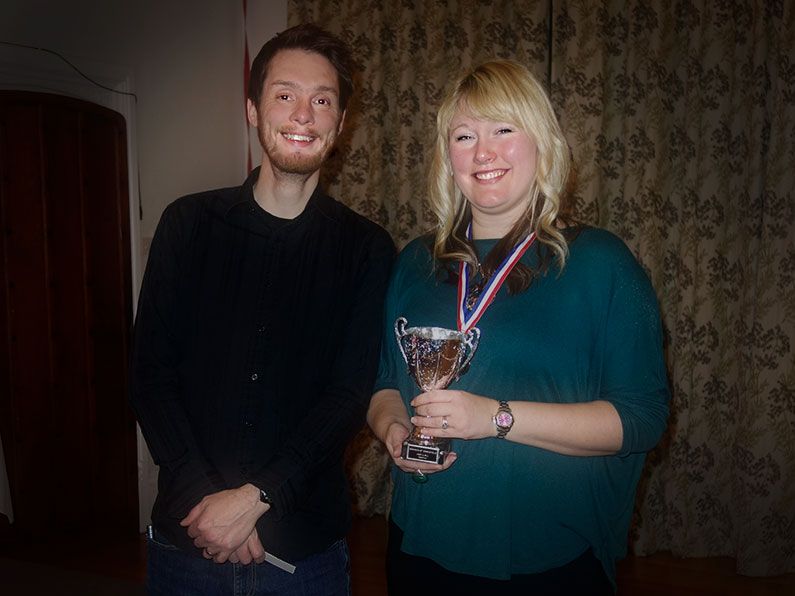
top-left (373, 227), bottom-right (670, 584)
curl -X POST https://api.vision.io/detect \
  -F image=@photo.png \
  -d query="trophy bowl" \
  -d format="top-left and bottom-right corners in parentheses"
top-left (395, 317), bottom-right (479, 464)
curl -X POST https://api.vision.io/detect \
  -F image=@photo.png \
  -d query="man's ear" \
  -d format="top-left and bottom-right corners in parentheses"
top-left (337, 110), bottom-right (346, 135)
top-left (246, 99), bottom-right (259, 127)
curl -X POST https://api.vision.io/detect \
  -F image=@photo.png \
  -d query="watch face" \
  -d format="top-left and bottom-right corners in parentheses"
top-left (496, 411), bottom-right (513, 428)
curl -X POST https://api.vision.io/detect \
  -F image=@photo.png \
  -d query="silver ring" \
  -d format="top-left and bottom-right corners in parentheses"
top-left (441, 416), bottom-right (449, 430)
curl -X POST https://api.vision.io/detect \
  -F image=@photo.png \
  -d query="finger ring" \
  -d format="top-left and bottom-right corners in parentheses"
top-left (441, 416), bottom-right (449, 430)
top-left (412, 469), bottom-right (428, 484)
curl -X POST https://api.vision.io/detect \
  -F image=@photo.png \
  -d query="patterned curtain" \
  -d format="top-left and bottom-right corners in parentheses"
top-left (289, 0), bottom-right (549, 243)
top-left (552, 1), bottom-right (795, 576)
top-left (287, 0), bottom-right (795, 576)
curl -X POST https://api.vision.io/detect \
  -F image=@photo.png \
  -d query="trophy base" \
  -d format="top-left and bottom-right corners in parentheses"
top-left (401, 437), bottom-right (450, 465)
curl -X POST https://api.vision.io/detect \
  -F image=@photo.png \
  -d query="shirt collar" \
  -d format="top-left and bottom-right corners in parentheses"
top-left (223, 166), bottom-right (339, 223)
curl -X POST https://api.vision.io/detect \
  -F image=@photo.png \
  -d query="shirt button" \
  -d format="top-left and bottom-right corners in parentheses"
top-left (250, 373), bottom-right (258, 381)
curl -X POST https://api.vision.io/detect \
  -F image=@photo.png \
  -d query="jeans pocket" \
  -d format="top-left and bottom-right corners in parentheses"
top-left (146, 525), bottom-right (181, 551)
top-left (334, 538), bottom-right (351, 569)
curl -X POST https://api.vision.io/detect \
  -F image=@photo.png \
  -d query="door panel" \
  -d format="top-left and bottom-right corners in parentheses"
top-left (0, 91), bottom-right (137, 537)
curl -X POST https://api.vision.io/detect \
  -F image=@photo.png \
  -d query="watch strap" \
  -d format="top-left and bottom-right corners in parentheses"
top-left (258, 487), bottom-right (273, 506)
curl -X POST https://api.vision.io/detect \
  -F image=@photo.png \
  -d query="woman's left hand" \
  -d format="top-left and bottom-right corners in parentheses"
top-left (411, 389), bottom-right (496, 440)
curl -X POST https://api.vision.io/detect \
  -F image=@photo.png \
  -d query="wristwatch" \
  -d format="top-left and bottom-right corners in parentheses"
top-left (493, 401), bottom-right (514, 438)
top-left (258, 487), bottom-right (273, 507)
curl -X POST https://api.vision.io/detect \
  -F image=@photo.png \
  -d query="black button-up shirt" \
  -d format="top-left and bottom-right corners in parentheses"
top-left (130, 169), bottom-right (394, 561)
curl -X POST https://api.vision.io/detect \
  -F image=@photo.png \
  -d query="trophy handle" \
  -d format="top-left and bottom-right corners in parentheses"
top-left (394, 317), bottom-right (409, 365)
top-left (458, 326), bottom-right (480, 373)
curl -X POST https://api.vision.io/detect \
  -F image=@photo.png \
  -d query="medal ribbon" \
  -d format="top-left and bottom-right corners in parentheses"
top-left (456, 223), bottom-right (536, 333)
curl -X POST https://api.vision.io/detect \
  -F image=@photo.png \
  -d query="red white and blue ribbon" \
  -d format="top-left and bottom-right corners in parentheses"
top-left (456, 223), bottom-right (536, 333)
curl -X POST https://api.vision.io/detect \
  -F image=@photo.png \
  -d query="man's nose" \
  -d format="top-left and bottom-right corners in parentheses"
top-left (291, 97), bottom-right (314, 126)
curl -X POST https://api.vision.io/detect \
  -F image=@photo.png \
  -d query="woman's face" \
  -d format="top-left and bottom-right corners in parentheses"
top-left (448, 108), bottom-right (538, 237)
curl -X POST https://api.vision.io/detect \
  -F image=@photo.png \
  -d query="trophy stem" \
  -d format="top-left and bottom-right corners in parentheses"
top-left (401, 424), bottom-right (451, 465)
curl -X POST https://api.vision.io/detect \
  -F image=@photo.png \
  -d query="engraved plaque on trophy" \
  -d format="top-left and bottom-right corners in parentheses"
top-left (395, 317), bottom-right (480, 465)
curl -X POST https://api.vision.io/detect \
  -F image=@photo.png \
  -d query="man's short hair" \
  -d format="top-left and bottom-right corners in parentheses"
top-left (248, 23), bottom-right (354, 112)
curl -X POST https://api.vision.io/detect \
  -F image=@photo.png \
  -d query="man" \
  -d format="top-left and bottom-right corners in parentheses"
top-left (130, 23), bottom-right (394, 595)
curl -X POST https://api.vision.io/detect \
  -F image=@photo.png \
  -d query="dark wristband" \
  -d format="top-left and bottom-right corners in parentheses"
top-left (258, 488), bottom-right (273, 506)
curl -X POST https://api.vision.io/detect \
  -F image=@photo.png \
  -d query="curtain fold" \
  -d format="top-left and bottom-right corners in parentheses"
top-left (287, 0), bottom-right (795, 575)
top-left (551, 1), bottom-right (795, 575)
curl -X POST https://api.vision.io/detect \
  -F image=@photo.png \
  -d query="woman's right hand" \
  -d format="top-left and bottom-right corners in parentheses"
top-left (368, 388), bottom-right (458, 477)
top-left (384, 421), bottom-right (458, 476)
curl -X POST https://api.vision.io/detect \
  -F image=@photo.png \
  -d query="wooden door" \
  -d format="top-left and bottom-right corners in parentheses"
top-left (0, 91), bottom-right (138, 538)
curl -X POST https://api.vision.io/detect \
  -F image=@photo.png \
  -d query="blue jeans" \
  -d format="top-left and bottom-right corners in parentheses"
top-left (146, 527), bottom-right (351, 596)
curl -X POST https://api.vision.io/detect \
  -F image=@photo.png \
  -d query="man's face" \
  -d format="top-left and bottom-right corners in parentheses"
top-left (247, 49), bottom-right (345, 176)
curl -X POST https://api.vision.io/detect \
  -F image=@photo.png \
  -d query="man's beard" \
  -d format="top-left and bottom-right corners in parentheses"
top-left (258, 125), bottom-right (336, 176)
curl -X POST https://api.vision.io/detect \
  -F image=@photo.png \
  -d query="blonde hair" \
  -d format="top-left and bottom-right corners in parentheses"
top-left (428, 60), bottom-right (572, 291)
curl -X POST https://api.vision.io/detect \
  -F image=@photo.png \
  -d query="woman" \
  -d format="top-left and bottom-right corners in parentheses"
top-left (367, 60), bottom-right (670, 595)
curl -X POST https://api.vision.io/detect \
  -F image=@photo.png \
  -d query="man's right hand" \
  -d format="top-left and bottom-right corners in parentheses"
top-left (181, 484), bottom-right (269, 563)
top-left (227, 528), bottom-right (267, 565)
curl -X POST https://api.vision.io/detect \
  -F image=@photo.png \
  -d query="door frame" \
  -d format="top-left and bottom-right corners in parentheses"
top-left (0, 44), bottom-right (156, 531)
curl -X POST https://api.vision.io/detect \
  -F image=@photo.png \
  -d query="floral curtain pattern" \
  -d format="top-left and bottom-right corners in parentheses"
top-left (289, 0), bottom-right (549, 244)
top-left (551, 1), bottom-right (794, 577)
top-left (288, 0), bottom-right (794, 576)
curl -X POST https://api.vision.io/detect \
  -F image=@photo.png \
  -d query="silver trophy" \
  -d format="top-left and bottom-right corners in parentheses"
top-left (395, 317), bottom-right (480, 465)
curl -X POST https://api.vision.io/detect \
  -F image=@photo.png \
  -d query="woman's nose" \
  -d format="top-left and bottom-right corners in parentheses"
top-left (474, 142), bottom-right (496, 164)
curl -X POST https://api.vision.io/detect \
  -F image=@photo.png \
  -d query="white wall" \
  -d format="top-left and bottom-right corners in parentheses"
top-left (1, 0), bottom-right (287, 248)
top-left (0, 0), bottom-right (287, 529)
